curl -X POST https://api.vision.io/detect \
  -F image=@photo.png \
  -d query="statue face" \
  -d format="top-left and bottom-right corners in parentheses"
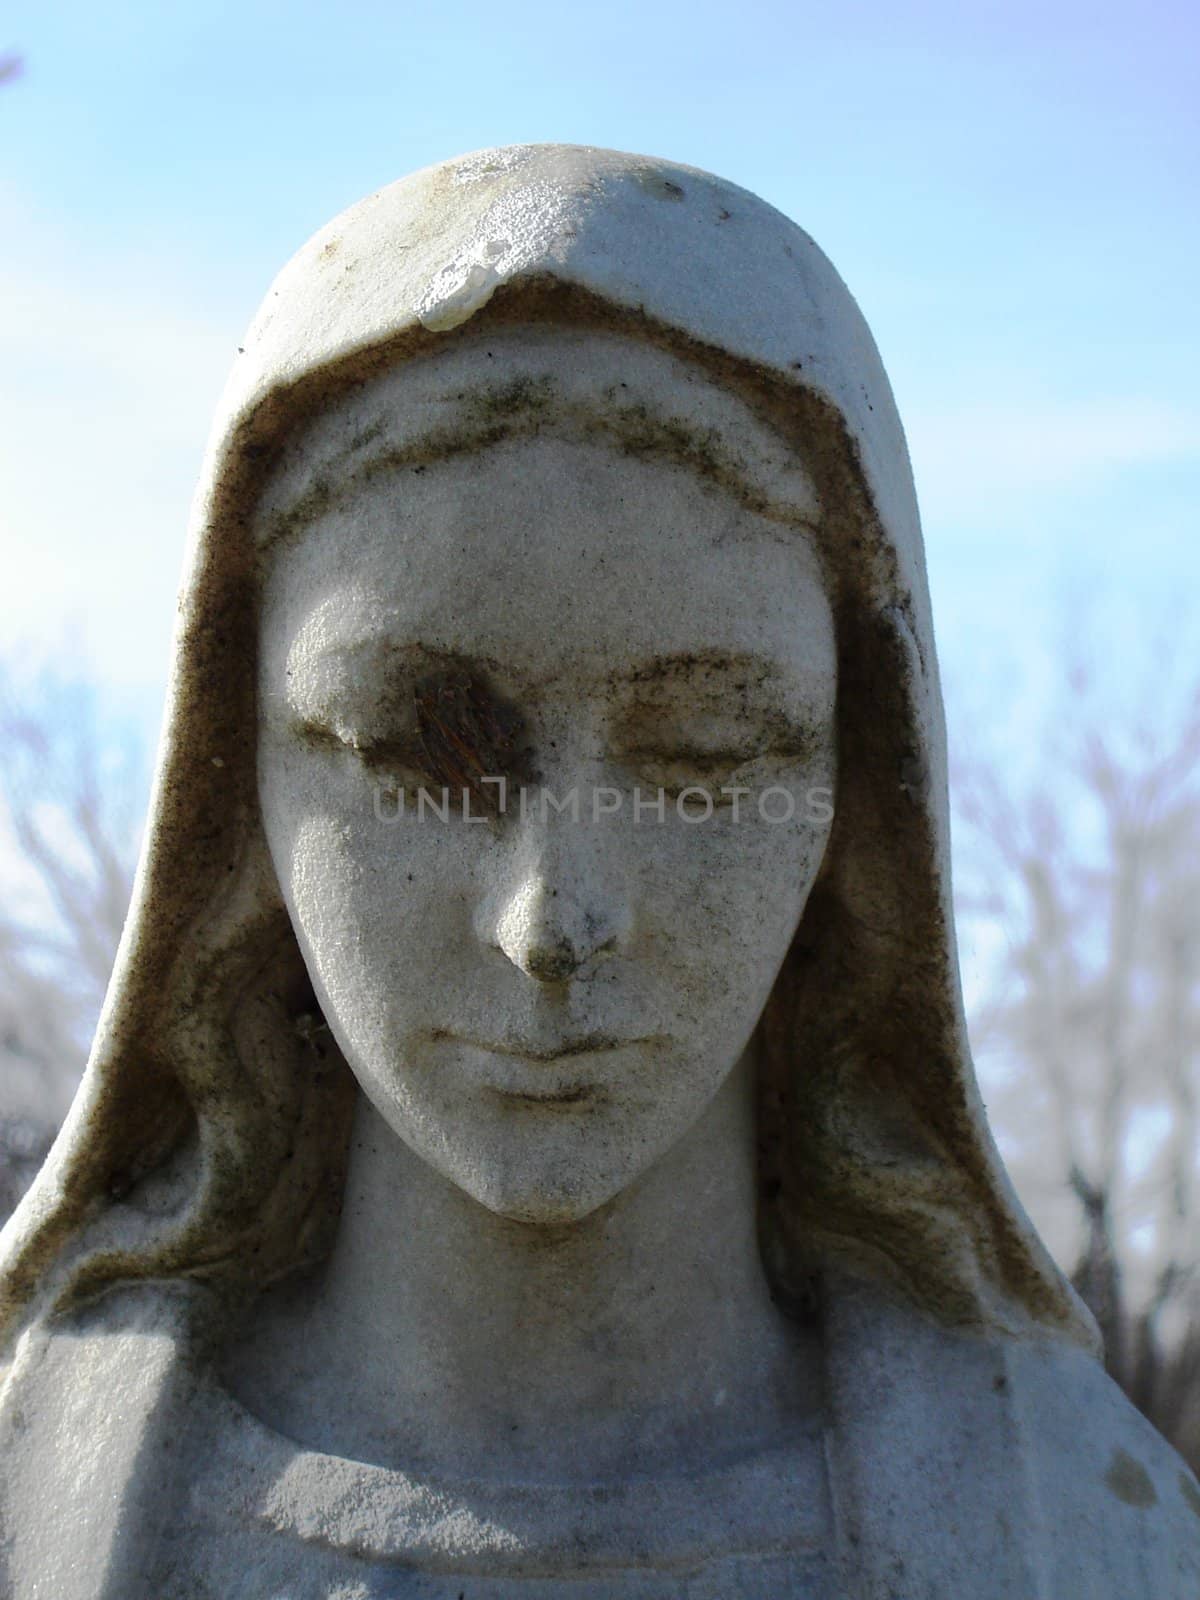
top-left (257, 333), bottom-right (837, 1224)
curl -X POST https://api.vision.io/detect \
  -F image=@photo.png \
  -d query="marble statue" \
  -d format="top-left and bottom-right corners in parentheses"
top-left (1, 145), bottom-right (1197, 1598)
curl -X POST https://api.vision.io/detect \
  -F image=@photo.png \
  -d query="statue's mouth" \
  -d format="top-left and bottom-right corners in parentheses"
top-left (429, 1030), bottom-right (660, 1109)
top-left (429, 1027), bottom-right (662, 1063)
top-left (470, 1031), bottom-right (636, 1062)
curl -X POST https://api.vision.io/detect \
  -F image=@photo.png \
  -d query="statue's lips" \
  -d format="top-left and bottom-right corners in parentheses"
top-left (433, 1032), bottom-right (661, 1105)
top-left (462, 1033), bottom-right (638, 1062)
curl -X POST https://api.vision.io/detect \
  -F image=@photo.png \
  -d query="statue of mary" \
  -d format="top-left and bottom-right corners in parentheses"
top-left (1, 145), bottom-right (1196, 1599)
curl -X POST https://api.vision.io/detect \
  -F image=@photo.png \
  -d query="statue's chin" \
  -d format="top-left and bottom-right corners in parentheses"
top-left (429, 1143), bottom-right (640, 1229)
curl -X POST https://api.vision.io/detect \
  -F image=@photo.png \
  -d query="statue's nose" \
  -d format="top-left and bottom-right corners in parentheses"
top-left (493, 871), bottom-right (631, 985)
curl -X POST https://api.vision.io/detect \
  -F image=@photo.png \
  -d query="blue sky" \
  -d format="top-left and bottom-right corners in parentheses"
top-left (1, 0), bottom-right (1197, 735)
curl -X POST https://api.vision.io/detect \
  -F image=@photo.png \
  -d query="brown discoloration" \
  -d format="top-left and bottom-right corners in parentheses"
top-left (412, 666), bottom-right (535, 817)
top-left (465, 372), bottom-right (554, 427)
top-left (1105, 1447), bottom-right (1158, 1508)
top-left (634, 171), bottom-right (686, 202)
top-left (285, 640), bottom-right (536, 819)
top-left (605, 651), bottom-right (824, 801)
top-left (604, 400), bottom-right (728, 491)
top-left (349, 418), bottom-right (386, 454)
top-left (255, 360), bottom-right (818, 562)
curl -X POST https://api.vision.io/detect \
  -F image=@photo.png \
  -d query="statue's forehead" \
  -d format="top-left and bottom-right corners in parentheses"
top-left (261, 429), bottom-right (834, 706)
top-left (251, 325), bottom-right (821, 548)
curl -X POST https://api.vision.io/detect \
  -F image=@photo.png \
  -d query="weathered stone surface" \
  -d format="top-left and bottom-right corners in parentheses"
top-left (1, 145), bottom-right (1197, 1596)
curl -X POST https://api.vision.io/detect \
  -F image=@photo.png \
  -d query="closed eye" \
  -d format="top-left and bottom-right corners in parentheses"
top-left (615, 735), bottom-right (814, 805)
top-left (290, 715), bottom-right (431, 781)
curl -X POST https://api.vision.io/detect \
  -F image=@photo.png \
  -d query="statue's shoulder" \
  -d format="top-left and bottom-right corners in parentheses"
top-left (1011, 1337), bottom-right (1200, 1595)
top-left (828, 1290), bottom-right (1200, 1598)
top-left (0, 1281), bottom-right (209, 1600)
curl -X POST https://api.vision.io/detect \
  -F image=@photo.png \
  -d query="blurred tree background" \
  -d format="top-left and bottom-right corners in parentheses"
top-left (953, 632), bottom-right (1200, 1469)
top-left (0, 668), bottom-right (143, 1216)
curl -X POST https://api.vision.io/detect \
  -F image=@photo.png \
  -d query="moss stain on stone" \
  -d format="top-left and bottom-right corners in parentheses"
top-left (1105, 1447), bottom-right (1158, 1509)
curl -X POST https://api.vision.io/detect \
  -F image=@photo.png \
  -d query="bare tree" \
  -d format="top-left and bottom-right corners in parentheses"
top-left (0, 666), bottom-right (143, 1218)
top-left (953, 636), bottom-right (1200, 1468)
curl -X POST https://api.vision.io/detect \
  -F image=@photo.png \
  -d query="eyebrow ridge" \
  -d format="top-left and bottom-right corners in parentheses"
top-left (611, 650), bottom-right (793, 688)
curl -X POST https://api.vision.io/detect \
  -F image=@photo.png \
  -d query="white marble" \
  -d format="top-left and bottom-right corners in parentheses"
top-left (1, 144), bottom-right (1197, 1598)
